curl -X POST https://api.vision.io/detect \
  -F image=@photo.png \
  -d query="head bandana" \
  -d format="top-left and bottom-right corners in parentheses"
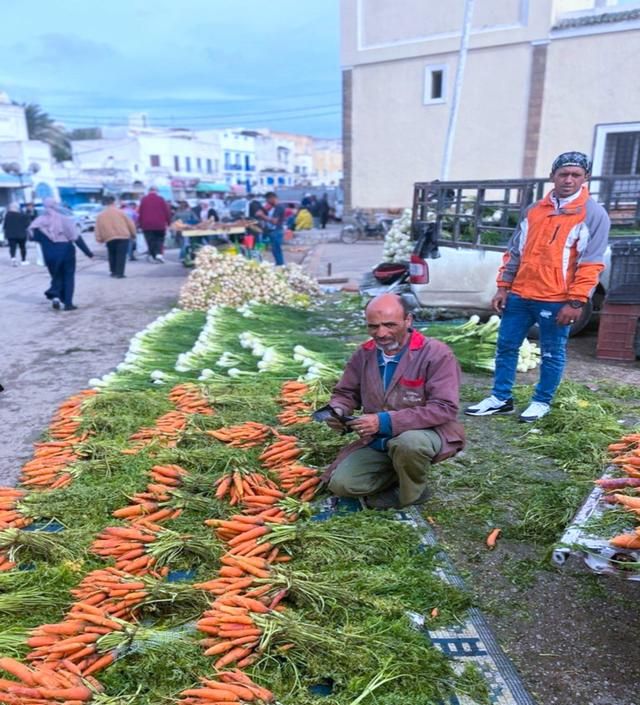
top-left (551, 151), bottom-right (592, 174)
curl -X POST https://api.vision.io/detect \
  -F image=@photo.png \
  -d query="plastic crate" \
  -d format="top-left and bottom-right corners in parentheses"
top-left (596, 302), bottom-right (640, 361)
top-left (607, 238), bottom-right (640, 304)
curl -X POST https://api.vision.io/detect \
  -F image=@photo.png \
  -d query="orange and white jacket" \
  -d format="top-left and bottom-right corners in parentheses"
top-left (497, 187), bottom-right (610, 303)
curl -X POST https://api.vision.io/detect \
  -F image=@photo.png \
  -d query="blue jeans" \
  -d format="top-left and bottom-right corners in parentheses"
top-left (269, 228), bottom-right (284, 266)
top-left (493, 293), bottom-right (571, 405)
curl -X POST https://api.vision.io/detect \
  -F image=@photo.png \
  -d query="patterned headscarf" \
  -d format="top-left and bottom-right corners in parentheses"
top-left (551, 151), bottom-right (592, 174)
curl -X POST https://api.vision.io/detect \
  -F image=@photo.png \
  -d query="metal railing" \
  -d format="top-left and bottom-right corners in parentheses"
top-left (412, 176), bottom-right (640, 251)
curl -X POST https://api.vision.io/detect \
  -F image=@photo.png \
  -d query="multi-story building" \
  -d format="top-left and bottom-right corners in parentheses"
top-left (0, 92), bottom-right (59, 206)
top-left (64, 118), bottom-right (223, 203)
top-left (312, 137), bottom-right (343, 187)
top-left (341, 0), bottom-right (640, 208)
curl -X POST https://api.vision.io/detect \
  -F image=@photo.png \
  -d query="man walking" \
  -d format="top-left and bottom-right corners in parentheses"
top-left (259, 192), bottom-right (286, 266)
top-left (465, 151), bottom-right (610, 423)
top-left (138, 187), bottom-right (171, 262)
top-left (94, 196), bottom-right (136, 278)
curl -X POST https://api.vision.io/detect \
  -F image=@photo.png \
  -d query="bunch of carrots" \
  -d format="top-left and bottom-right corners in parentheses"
top-left (70, 568), bottom-right (153, 620)
top-left (169, 383), bottom-right (215, 416)
top-left (0, 489), bottom-right (29, 530)
top-left (258, 435), bottom-right (303, 469)
top-left (600, 433), bottom-right (640, 549)
top-left (177, 670), bottom-right (273, 705)
top-left (214, 469), bottom-right (282, 510)
top-left (276, 381), bottom-right (312, 426)
top-left (112, 464), bottom-right (188, 525)
top-left (47, 390), bottom-right (96, 442)
top-left (122, 410), bottom-right (188, 455)
top-left (208, 423), bottom-right (271, 448)
top-left (90, 525), bottom-right (164, 576)
top-left (0, 655), bottom-right (101, 703)
top-left (24, 602), bottom-right (125, 679)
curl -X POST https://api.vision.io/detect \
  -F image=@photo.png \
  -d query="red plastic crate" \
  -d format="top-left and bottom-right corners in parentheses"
top-left (596, 303), bottom-right (640, 361)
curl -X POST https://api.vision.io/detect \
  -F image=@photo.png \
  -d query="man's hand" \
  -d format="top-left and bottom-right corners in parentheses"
top-left (491, 288), bottom-right (509, 313)
top-left (347, 414), bottom-right (380, 438)
top-left (556, 304), bottom-right (581, 327)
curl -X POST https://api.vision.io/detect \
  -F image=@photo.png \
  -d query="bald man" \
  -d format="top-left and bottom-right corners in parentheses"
top-left (321, 294), bottom-right (465, 509)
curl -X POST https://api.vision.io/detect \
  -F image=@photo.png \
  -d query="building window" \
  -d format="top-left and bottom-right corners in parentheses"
top-left (186, 157), bottom-right (192, 172)
top-left (174, 156), bottom-right (180, 171)
top-left (206, 159), bottom-right (212, 174)
top-left (150, 155), bottom-right (160, 167)
top-left (603, 132), bottom-right (640, 175)
top-left (423, 64), bottom-right (447, 104)
top-left (196, 157), bottom-right (202, 171)
top-left (224, 152), bottom-right (231, 170)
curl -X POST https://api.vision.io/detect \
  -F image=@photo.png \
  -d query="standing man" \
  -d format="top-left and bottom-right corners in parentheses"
top-left (94, 196), bottom-right (136, 278)
top-left (322, 293), bottom-right (465, 509)
top-left (465, 151), bottom-right (610, 423)
top-left (138, 187), bottom-right (171, 262)
top-left (260, 192), bottom-right (286, 266)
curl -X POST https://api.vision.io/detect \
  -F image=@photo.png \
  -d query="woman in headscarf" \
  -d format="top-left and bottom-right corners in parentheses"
top-left (29, 198), bottom-right (93, 311)
top-left (2, 203), bottom-right (30, 266)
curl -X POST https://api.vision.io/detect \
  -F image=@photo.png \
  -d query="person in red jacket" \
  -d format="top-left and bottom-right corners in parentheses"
top-left (321, 293), bottom-right (465, 509)
top-left (138, 187), bottom-right (171, 263)
top-left (465, 151), bottom-right (610, 423)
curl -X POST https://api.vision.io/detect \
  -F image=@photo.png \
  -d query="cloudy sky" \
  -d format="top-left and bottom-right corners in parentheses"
top-left (1, 0), bottom-right (341, 137)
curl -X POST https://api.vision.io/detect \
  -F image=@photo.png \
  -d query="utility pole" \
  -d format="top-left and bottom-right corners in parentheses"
top-left (440, 0), bottom-right (475, 180)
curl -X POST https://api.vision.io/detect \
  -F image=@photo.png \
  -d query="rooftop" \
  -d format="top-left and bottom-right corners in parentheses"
top-left (553, 7), bottom-right (640, 29)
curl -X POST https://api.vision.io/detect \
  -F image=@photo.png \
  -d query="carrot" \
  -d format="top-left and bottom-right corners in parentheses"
top-left (81, 651), bottom-right (115, 676)
top-left (214, 646), bottom-right (255, 669)
top-left (486, 527), bottom-right (502, 549)
top-left (610, 533), bottom-right (640, 549)
top-left (0, 658), bottom-right (36, 684)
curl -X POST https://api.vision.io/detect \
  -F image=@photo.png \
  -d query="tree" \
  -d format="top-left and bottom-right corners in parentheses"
top-left (20, 103), bottom-right (71, 162)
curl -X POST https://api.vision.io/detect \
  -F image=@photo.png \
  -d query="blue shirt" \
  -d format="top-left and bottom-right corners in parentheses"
top-left (368, 346), bottom-right (406, 451)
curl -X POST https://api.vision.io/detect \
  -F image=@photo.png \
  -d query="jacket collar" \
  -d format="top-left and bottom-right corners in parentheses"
top-left (362, 328), bottom-right (426, 352)
top-left (542, 186), bottom-right (589, 214)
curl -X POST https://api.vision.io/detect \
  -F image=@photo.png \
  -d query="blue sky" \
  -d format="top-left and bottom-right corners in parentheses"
top-left (1, 0), bottom-right (341, 137)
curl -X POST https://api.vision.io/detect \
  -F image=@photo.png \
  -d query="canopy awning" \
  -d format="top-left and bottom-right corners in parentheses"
top-left (0, 174), bottom-right (33, 188)
top-left (196, 182), bottom-right (229, 193)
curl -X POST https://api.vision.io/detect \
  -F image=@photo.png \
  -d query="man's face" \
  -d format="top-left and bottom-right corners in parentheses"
top-left (551, 166), bottom-right (588, 198)
top-left (366, 302), bottom-right (412, 354)
top-left (267, 196), bottom-right (278, 207)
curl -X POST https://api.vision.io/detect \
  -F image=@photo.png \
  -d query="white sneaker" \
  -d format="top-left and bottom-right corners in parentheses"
top-left (464, 395), bottom-right (514, 416)
top-left (11, 258), bottom-right (18, 267)
top-left (519, 401), bottom-right (550, 423)
top-left (155, 254), bottom-right (165, 263)
top-left (21, 260), bottom-right (29, 266)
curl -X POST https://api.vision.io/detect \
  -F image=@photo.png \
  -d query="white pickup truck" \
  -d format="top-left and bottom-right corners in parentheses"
top-left (402, 178), bottom-right (631, 335)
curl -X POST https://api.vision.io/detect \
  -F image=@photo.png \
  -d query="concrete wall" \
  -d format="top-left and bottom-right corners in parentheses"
top-left (536, 28), bottom-right (640, 175)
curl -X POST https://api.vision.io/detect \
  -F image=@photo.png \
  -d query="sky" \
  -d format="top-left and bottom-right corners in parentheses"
top-left (0, 0), bottom-right (342, 137)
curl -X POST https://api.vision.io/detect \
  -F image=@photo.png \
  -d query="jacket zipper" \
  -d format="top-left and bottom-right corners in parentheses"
top-left (548, 225), bottom-right (560, 245)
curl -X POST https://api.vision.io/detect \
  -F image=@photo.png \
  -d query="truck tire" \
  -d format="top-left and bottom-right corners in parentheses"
top-left (527, 299), bottom-right (593, 339)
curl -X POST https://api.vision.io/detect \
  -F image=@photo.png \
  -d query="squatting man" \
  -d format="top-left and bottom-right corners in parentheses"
top-left (320, 294), bottom-right (465, 510)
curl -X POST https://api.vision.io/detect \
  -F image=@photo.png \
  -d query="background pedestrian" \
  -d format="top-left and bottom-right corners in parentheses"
top-left (138, 187), bottom-right (171, 263)
top-left (94, 196), bottom-right (136, 278)
top-left (3, 203), bottom-right (30, 266)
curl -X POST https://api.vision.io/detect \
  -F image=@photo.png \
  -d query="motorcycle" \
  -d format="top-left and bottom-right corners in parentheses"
top-left (340, 210), bottom-right (394, 244)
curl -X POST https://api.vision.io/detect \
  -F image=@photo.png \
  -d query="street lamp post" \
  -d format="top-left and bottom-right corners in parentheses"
top-left (1, 161), bottom-right (40, 203)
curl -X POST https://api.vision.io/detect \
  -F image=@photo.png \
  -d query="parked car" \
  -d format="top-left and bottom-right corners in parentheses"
top-left (72, 203), bottom-right (103, 232)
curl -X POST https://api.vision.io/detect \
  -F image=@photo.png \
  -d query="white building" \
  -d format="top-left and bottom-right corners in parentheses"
top-left (0, 92), bottom-right (59, 206)
top-left (65, 118), bottom-right (223, 202)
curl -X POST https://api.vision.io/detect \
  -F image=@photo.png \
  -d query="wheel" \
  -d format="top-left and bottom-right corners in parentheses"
top-left (340, 225), bottom-right (360, 244)
top-left (527, 299), bottom-right (593, 339)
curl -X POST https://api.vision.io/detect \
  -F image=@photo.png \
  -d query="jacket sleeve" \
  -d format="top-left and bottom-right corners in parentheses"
top-left (75, 236), bottom-right (93, 258)
top-left (329, 350), bottom-right (363, 415)
top-left (496, 217), bottom-right (528, 288)
top-left (94, 216), bottom-right (104, 243)
top-left (388, 346), bottom-right (461, 435)
top-left (567, 201), bottom-right (610, 302)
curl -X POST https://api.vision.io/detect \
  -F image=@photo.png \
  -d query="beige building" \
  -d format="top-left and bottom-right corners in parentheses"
top-left (341, 0), bottom-right (640, 208)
